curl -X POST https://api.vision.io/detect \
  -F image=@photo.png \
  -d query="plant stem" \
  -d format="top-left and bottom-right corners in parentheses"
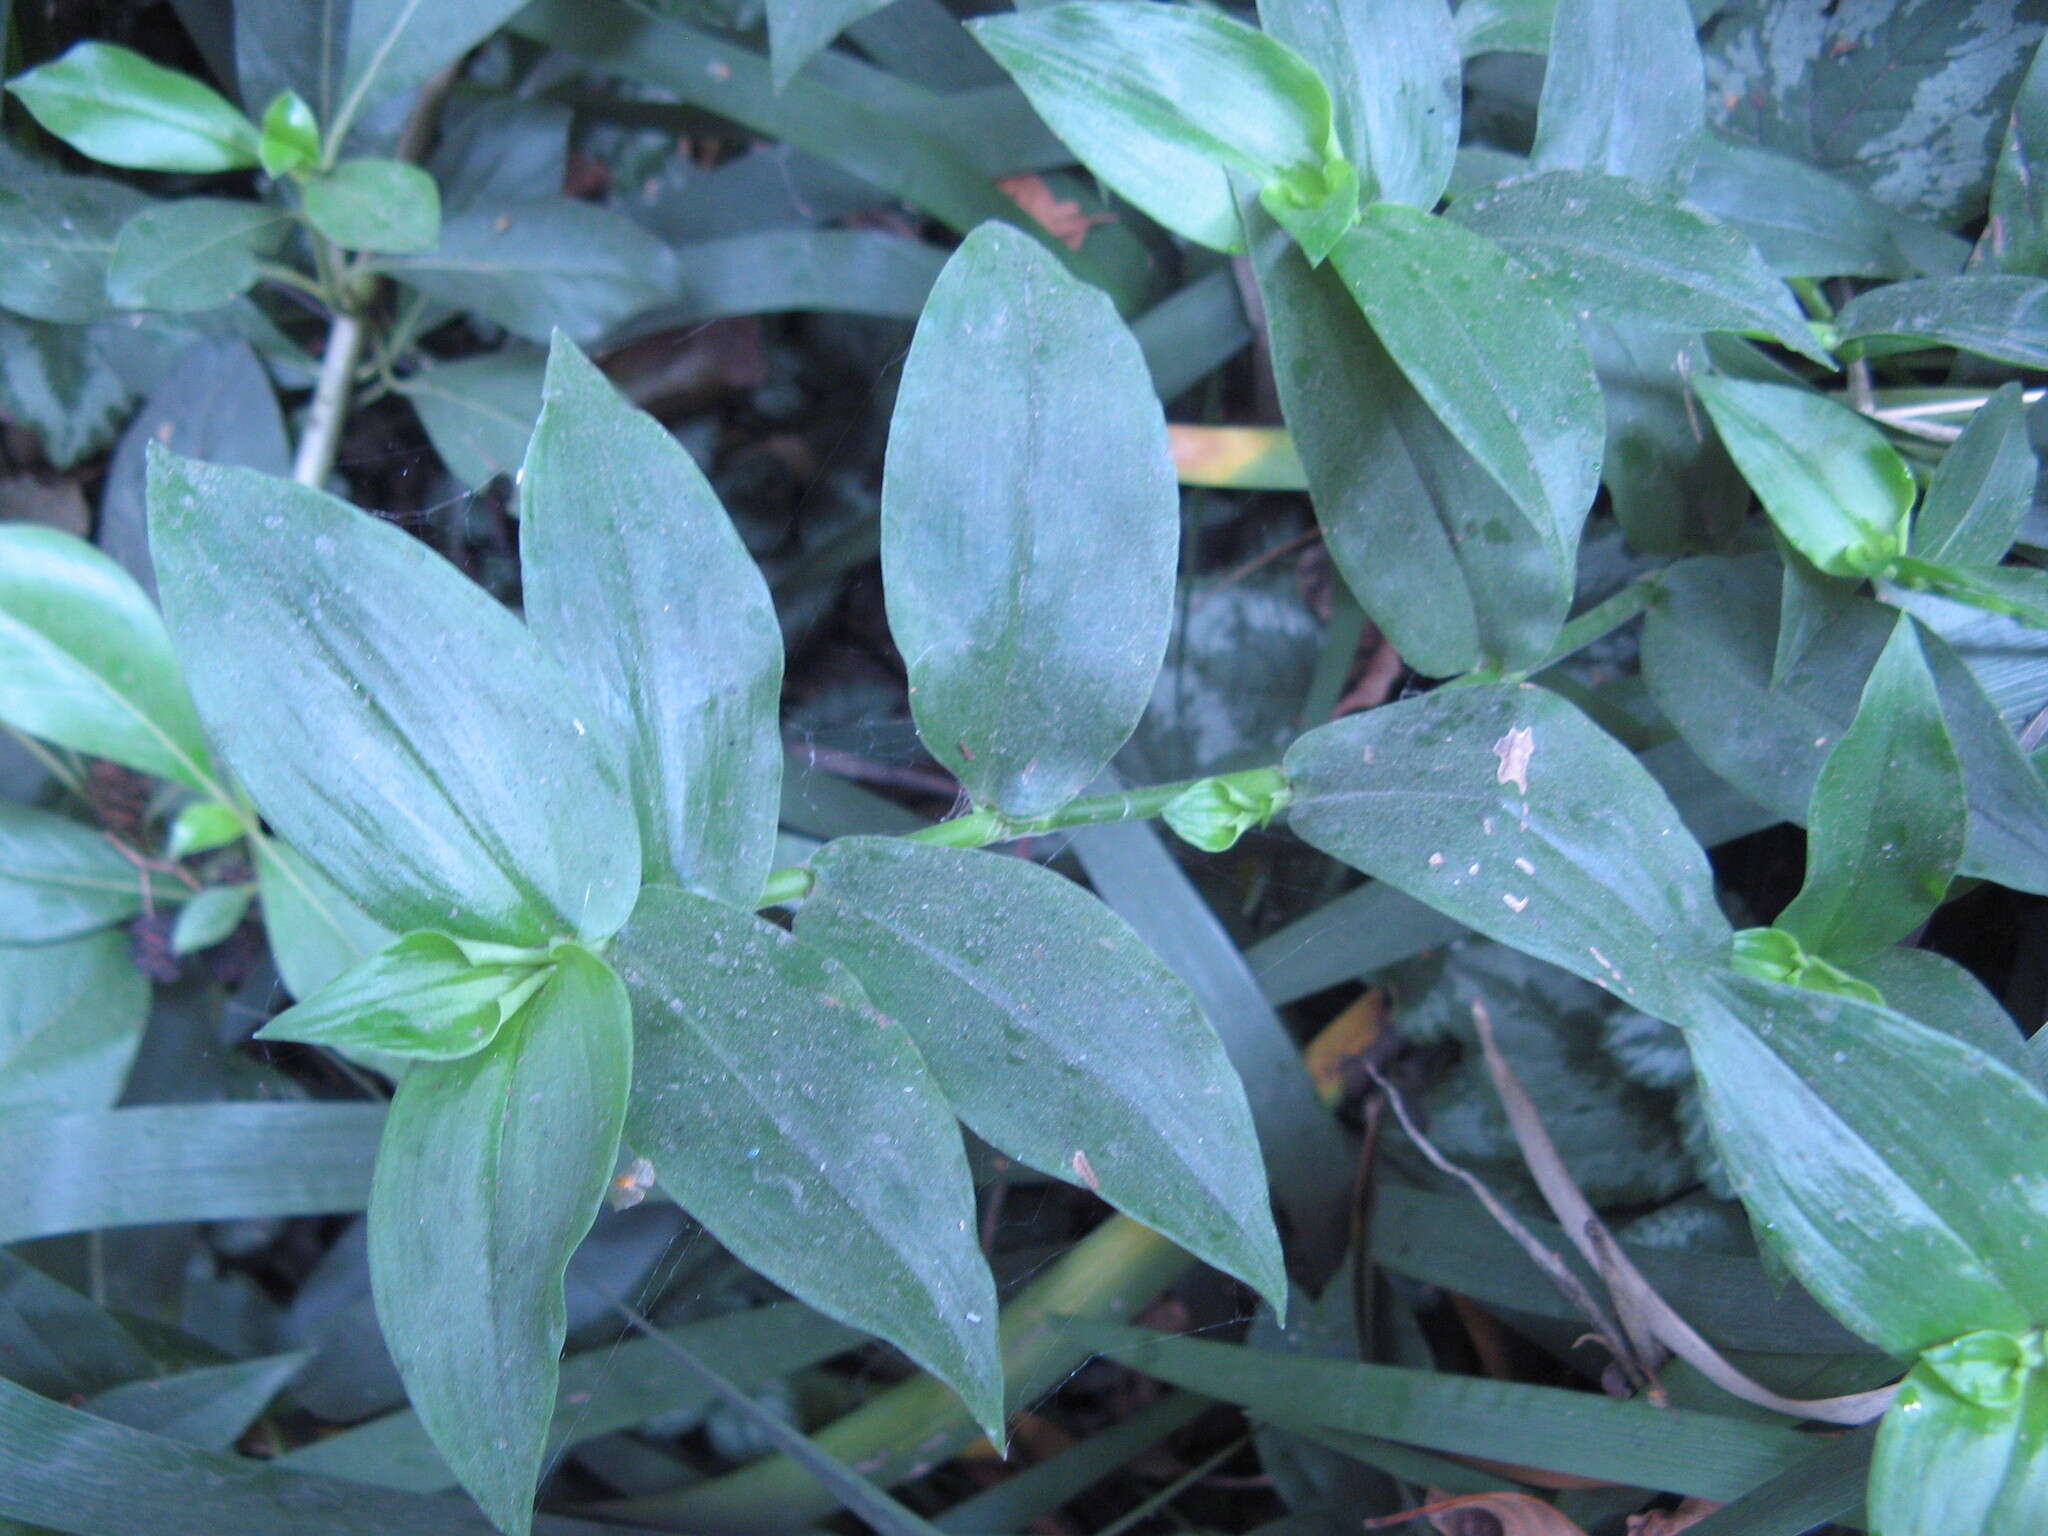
top-left (290, 311), bottom-right (366, 488)
top-left (754, 765), bottom-right (1289, 907)
top-left (1530, 575), bottom-right (1660, 673)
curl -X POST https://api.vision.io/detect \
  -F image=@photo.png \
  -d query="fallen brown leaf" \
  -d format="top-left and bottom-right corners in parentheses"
top-left (1364, 1489), bottom-right (1589, 1535)
top-left (1627, 1497), bottom-right (1723, 1534)
top-left (997, 173), bottom-right (1117, 251)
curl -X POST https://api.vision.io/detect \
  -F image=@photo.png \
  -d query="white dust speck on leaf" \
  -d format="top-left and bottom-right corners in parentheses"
top-left (1502, 893), bottom-right (1528, 913)
top-left (1493, 726), bottom-right (1534, 795)
top-left (1070, 1148), bottom-right (1100, 1191)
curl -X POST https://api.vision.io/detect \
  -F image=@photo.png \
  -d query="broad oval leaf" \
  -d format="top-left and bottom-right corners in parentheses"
top-left (106, 200), bottom-right (288, 313)
top-left (1683, 971), bottom-right (2048, 1354)
top-left (395, 347), bottom-right (544, 489)
top-left (331, 0), bottom-right (532, 148)
top-left (302, 159), bottom-right (441, 255)
top-left (253, 836), bottom-right (396, 1002)
top-left (1450, 170), bottom-right (1828, 363)
top-left (0, 928), bottom-right (149, 1111)
top-left (969, 2), bottom-right (1342, 254)
top-left (0, 172), bottom-right (146, 324)
top-left (147, 450), bottom-right (640, 947)
top-left (380, 200), bottom-right (679, 345)
top-left (1837, 274), bottom-right (2048, 369)
top-left (367, 945), bottom-right (630, 1536)
top-left (607, 886), bottom-right (1001, 1438)
top-left (1694, 377), bottom-right (1915, 577)
top-left (795, 837), bottom-right (1285, 1311)
top-left (1775, 617), bottom-right (1964, 962)
top-left (5, 43), bottom-right (260, 172)
top-left (1532, 0), bottom-right (1705, 193)
top-left (255, 931), bottom-right (553, 1062)
top-left (1852, 947), bottom-right (2037, 1087)
top-left (519, 334), bottom-right (783, 906)
top-left (1247, 205), bottom-right (1568, 676)
top-left (1284, 682), bottom-right (1730, 1024)
top-left (1870, 1345), bottom-right (2048, 1536)
top-left (1258, 0), bottom-right (1460, 210)
top-left (1912, 382), bottom-right (2035, 567)
top-left (169, 881), bottom-right (256, 956)
top-left (259, 89), bottom-right (319, 177)
top-left (882, 222), bottom-right (1177, 818)
top-left (0, 523), bottom-right (217, 790)
top-left (0, 800), bottom-right (148, 943)
top-left (1327, 205), bottom-right (1605, 558)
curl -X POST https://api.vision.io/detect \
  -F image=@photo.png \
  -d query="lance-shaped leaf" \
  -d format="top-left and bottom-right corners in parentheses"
top-left (795, 837), bottom-right (1285, 1311)
top-left (519, 334), bottom-right (783, 906)
top-left (1531, 0), bottom-right (1704, 193)
top-left (1683, 971), bottom-right (2048, 1355)
top-left (1992, 39), bottom-right (2048, 276)
top-left (367, 945), bottom-right (630, 1536)
top-left (1328, 206), bottom-right (1604, 557)
top-left (1246, 206), bottom-right (1567, 676)
top-left (0, 801), bottom-right (149, 943)
top-left (1776, 617), bottom-right (1963, 962)
top-left (608, 887), bottom-right (1000, 1439)
top-left (253, 837), bottom-right (395, 1002)
top-left (1284, 682), bottom-right (1730, 1024)
top-left (255, 931), bottom-right (555, 1063)
top-left (147, 450), bottom-right (640, 947)
top-left (1852, 947), bottom-right (2037, 1087)
top-left (969, 2), bottom-right (1350, 255)
top-left (0, 524), bottom-right (217, 791)
top-left (1912, 382), bottom-right (2035, 567)
top-left (0, 928), bottom-right (149, 1111)
top-left (1695, 377), bottom-right (1914, 577)
top-left (1258, 0), bottom-right (1460, 210)
top-left (1870, 1336), bottom-right (2048, 1536)
top-left (1837, 275), bottom-right (2048, 369)
top-left (5, 42), bottom-right (260, 172)
top-left (883, 222), bottom-right (1176, 818)
top-left (1450, 171), bottom-right (1829, 364)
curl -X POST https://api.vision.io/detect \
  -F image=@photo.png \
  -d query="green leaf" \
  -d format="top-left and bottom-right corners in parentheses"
top-left (0, 524), bottom-right (217, 790)
top-left (302, 158), bottom-right (441, 255)
top-left (1686, 135), bottom-right (1964, 281)
top-left (1534, 0), bottom-right (1704, 192)
top-left (0, 927), bottom-right (148, 1110)
top-left (1890, 559), bottom-right (2048, 630)
top-left (1870, 1339), bottom-right (2048, 1536)
top-left (1068, 1321), bottom-right (1815, 1501)
top-left (279, 1301), bottom-right (856, 1492)
top-left (0, 1247), bottom-right (156, 1399)
top-left (1993, 39), bottom-right (2048, 275)
top-left (328, 0), bottom-right (531, 149)
top-left (606, 886), bottom-right (1001, 1440)
top-left (767, 0), bottom-right (892, 87)
top-left (380, 200), bottom-right (678, 345)
top-left (106, 200), bottom-right (289, 313)
top-left (168, 881), bottom-right (255, 956)
top-left (165, 801), bottom-right (243, 860)
top-left (1683, 971), bottom-right (2048, 1354)
top-left (253, 835), bottom-right (396, 1002)
top-left (1327, 205), bottom-right (1605, 558)
top-left (1247, 210), bottom-right (1567, 676)
top-left (6, 42), bottom-right (260, 172)
top-left (519, 334), bottom-right (783, 905)
top-left (1913, 383), bottom-right (2036, 566)
top-left (1703, 0), bottom-right (2045, 224)
top-left (367, 945), bottom-right (630, 1536)
top-left (1694, 377), bottom-right (1914, 577)
top-left (258, 89), bottom-right (319, 177)
top-left (1450, 171), bottom-right (1829, 363)
top-left (254, 931), bottom-right (553, 1062)
top-left (393, 346), bottom-right (544, 488)
top-left (883, 222), bottom-right (1176, 818)
top-left (148, 451), bottom-right (641, 947)
top-left (968, 1), bottom-right (1345, 255)
top-left (1852, 946), bottom-right (2038, 1087)
top-left (0, 313), bottom-right (134, 469)
top-left (795, 836), bottom-right (1285, 1311)
top-left (1776, 618), bottom-right (1964, 961)
top-left (1258, 0), bottom-right (1461, 209)
top-left (0, 172), bottom-right (146, 323)
top-left (0, 800), bottom-right (147, 943)
top-left (1837, 274), bottom-right (2048, 368)
top-left (1585, 322), bottom-right (1746, 555)
top-left (0, 1103), bottom-right (383, 1247)
top-left (87, 1351), bottom-right (310, 1451)
top-left (1283, 682), bottom-right (1731, 1024)
top-left (1729, 925), bottom-right (1883, 1004)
